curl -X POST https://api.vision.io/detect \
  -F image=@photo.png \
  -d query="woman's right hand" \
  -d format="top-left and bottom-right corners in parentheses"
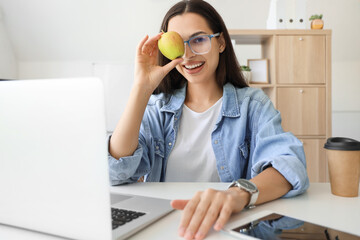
top-left (109, 33), bottom-right (182, 159)
top-left (134, 33), bottom-right (183, 93)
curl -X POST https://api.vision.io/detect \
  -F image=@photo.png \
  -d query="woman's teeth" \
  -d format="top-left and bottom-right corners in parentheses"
top-left (184, 62), bottom-right (204, 69)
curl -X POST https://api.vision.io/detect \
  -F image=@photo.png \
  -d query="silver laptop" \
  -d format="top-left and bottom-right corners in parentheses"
top-left (0, 78), bottom-right (173, 240)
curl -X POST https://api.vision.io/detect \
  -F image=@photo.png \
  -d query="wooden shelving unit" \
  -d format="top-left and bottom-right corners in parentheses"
top-left (229, 29), bottom-right (332, 182)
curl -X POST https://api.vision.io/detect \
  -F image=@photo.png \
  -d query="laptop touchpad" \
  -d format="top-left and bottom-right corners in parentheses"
top-left (110, 194), bottom-right (133, 204)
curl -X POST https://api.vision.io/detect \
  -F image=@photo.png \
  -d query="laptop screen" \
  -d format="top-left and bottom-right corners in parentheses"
top-left (0, 78), bottom-right (112, 240)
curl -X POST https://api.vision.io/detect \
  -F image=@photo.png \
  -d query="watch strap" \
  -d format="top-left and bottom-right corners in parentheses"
top-left (228, 179), bottom-right (259, 209)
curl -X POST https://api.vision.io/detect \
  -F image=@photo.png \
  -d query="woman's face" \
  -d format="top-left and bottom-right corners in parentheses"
top-left (167, 13), bottom-right (225, 85)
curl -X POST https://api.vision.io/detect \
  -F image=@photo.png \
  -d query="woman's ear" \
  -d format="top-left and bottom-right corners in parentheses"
top-left (218, 33), bottom-right (226, 53)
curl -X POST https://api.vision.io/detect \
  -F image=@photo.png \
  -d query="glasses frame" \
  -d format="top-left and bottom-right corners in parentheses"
top-left (183, 32), bottom-right (221, 55)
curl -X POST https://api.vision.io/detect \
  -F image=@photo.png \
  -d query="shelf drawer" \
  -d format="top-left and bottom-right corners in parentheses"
top-left (277, 87), bottom-right (326, 135)
top-left (300, 138), bottom-right (327, 182)
top-left (277, 35), bottom-right (326, 84)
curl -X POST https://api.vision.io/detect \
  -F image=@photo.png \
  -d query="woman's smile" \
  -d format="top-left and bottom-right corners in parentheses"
top-left (182, 61), bottom-right (205, 74)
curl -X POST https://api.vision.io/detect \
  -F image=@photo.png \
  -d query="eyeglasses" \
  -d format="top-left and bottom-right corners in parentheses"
top-left (183, 32), bottom-right (220, 55)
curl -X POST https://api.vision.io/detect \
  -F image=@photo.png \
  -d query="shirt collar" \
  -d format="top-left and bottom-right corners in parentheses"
top-left (221, 83), bottom-right (241, 118)
top-left (160, 85), bottom-right (186, 114)
top-left (160, 82), bottom-right (241, 118)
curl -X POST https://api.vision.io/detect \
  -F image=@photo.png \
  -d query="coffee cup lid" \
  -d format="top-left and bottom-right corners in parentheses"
top-left (324, 137), bottom-right (360, 151)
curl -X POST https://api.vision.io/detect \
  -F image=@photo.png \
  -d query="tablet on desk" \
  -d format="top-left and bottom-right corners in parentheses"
top-left (223, 213), bottom-right (360, 240)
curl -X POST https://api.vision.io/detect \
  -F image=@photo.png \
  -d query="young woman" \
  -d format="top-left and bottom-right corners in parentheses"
top-left (108, 0), bottom-right (309, 239)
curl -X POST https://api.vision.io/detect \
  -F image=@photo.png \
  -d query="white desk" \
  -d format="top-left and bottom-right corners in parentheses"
top-left (110, 183), bottom-right (360, 239)
top-left (1, 183), bottom-right (359, 239)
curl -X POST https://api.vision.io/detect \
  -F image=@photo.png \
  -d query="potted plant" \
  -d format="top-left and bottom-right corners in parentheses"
top-left (241, 65), bottom-right (251, 84)
top-left (309, 14), bottom-right (324, 29)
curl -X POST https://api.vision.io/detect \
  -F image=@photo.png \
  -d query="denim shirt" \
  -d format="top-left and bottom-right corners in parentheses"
top-left (108, 83), bottom-right (309, 197)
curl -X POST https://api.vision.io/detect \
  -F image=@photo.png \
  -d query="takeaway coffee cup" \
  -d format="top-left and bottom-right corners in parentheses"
top-left (324, 137), bottom-right (360, 197)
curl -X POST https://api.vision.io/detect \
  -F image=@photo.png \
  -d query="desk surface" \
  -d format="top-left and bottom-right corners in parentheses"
top-left (110, 182), bottom-right (360, 239)
top-left (1, 183), bottom-right (359, 240)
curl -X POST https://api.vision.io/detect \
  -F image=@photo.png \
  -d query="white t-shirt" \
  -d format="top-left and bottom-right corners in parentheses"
top-left (165, 97), bottom-right (223, 182)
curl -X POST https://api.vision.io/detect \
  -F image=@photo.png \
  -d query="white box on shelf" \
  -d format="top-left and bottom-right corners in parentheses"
top-left (295, 0), bottom-right (307, 29)
top-left (267, 0), bottom-right (306, 29)
top-left (248, 59), bottom-right (269, 84)
top-left (267, 0), bottom-right (286, 29)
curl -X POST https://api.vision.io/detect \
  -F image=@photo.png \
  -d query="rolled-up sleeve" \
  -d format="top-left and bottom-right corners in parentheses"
top-left (107, 133), bottom-right (152, 185)
top-left (250, 99), bottom-right (310, 197)
top-left (108, 142), bottom-right (143, 185)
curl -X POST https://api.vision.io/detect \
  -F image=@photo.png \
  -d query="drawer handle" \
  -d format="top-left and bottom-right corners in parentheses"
top-left (299, 89), bottom-right (304, 93)
top-left (299, 37), bottom-right (304, 41)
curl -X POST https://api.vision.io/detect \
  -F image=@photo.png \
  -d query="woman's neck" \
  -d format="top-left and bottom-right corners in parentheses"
top-left (185, 81), bottom-right (223, 113)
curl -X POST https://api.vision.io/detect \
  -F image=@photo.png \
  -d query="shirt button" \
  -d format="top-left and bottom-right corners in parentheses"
top-left (220, 166), bottom-right (224, 170)
top-left (168, 142), bottom-right (172, 146)
top-left (214, 140), bottom-right (218, 144)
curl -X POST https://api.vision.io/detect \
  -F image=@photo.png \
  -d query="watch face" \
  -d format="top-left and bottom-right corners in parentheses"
top-left (239, 179), bottom-right (256, 191)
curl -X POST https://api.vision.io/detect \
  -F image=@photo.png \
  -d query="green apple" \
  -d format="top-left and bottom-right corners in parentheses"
top-left (158, 31), bottom-right (185, 60)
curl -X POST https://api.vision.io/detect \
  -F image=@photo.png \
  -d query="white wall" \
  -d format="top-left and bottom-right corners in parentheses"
top-left (18, 61), bottom-right (93, 79)
top-left (0, 0), bottom-right (359, 139)
top-left (0, 7), bottom-right (17, 79)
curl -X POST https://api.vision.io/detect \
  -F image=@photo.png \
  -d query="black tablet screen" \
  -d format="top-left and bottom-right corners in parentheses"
top-left (231, 213), bottom-right (360, 240)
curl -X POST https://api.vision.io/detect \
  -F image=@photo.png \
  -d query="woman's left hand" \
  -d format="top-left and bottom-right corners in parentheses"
top-left (171, 187), bottom-right (250, 240)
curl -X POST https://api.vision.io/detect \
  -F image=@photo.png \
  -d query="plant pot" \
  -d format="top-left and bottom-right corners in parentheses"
top-left (242, 71), bottom-right (251, 84)
top-left (311, 19), bottom-right (324, 29)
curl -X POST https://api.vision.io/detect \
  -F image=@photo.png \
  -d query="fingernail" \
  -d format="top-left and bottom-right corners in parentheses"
top-left (184, 230), bottom-right (194, 240)
top-left (214, 223), bottom-right (222, 231)
top-left (178, 227), bottom-right (185, 237)
top-left (195, 231), bottom-right (204, 239)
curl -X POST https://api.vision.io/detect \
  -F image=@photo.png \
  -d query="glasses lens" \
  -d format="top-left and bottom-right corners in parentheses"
top-left (189, 35), bottom-right (211, 54)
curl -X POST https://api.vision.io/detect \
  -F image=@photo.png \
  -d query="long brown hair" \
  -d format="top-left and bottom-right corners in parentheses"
top-left (154, 0), bottom-right (248, 94)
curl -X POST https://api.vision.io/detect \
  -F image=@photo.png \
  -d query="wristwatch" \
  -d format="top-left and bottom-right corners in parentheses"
top-left (228, 179), bottom-right (259, 209)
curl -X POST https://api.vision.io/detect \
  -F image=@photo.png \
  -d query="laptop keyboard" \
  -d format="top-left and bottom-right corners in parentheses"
top-left (111, 208), bottom-right (146, 230)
